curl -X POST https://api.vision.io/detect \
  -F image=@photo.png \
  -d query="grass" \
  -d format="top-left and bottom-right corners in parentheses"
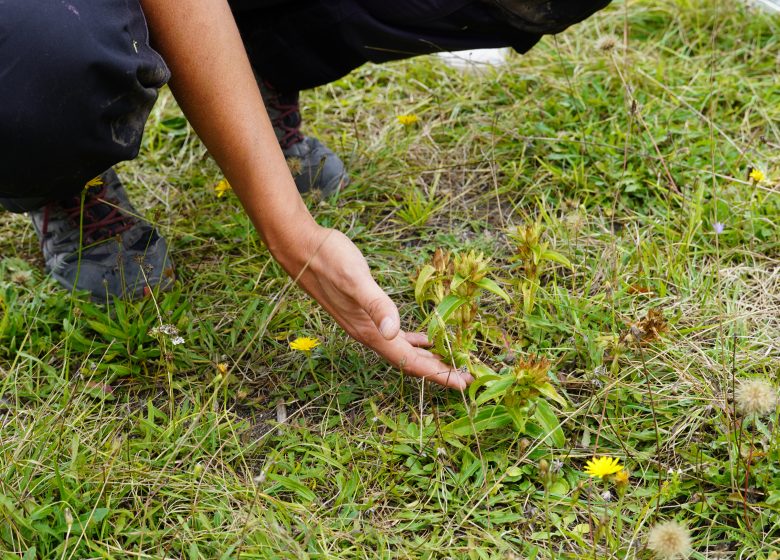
top-left (1, 0), bottom-right (779, 557)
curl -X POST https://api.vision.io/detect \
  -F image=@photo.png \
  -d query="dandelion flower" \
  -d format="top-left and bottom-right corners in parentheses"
top-left (646, 520), bottom-right (692, 559)
top-left (584, 456), bottom-right (624, 478)
top-left (289, 336), bottom-right (320, 352)
top-left (735, 378), bottom-right (777, 417)
top-left (612, 468), bottom-right (629, 485)
top-left (214, 179), bottom-right (232, 198)
top-left (397, 114), bottom-right (419, 126)
top-left (217, 362), bottom-right (229, 375)
top-left (749, 168), bottom-right (765, 183)
top-left (84, 176), bottom-right (104, 190)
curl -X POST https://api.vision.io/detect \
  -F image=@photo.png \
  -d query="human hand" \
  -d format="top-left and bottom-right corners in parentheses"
top-left (275, 225), bottom-right (474, 390)
top-left (140, 0), bottom-right (468, 388)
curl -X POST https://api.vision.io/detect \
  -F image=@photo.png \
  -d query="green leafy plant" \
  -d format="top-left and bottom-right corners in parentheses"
top-left (508, 221), bottom-right (572, 314)
top-left (414, 247), bottom-right (566, 441)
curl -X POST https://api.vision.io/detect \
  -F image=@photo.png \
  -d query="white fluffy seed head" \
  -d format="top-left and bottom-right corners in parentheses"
top-left (647, 521), bottom-right (692, 559)
top-left (596, 35), bottom-right (619, 51)
top-left (735, 378), bottom-right (778, 417)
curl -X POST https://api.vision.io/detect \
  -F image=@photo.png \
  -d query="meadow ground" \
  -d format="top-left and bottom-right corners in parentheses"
top-left (1, 0), bottom-right (779, 558)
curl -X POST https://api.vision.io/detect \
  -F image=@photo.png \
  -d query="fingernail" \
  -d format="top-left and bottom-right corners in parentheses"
top-left (379, 317), bottom-right (394, 338)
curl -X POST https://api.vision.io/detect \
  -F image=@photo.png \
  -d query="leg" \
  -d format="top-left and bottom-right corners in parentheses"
top-left (0, 0), bottom-right (174, 300)
top-left (0, 0), bottom-right (169, 210)
top-left (229, 0), bottom-right (609, 195)
top-left (231, 0), bottom-right (610, 92)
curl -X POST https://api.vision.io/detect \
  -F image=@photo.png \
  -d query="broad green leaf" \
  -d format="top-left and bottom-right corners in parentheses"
top-left (442, 405), bottom-right (513, 437)
top-left (467, 373), bottom-right (501, 402)
top-left (87, 320), bottom-right (127, 340)
top-left (414, 264), bottom-right (437, 306)
top-left (506, 404), bottom-right (528, 432)
top-left (540, 249), bottom-right (573, 269)
top-left (435, 294), bottom-right (467, 324)
top-left (537, 382), bottom-right (567, 407)
top-left (475, 376), bottom-right (515, 406)
top-left (449, 273), bottom-right (467, 294)
top-left (468, 360), bottom-right (498, 379)
top-left (533, 399), bottom-right (565, 448)
top-left (474, 277), bottom-right (512, 303)
top-left (266, 473), bottom-right (317, 503)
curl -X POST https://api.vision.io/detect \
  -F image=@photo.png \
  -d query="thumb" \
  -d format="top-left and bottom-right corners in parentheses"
top-left (357, 277), bottom-right (400, 340)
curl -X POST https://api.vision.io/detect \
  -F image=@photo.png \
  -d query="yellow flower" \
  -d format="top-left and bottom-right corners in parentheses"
top-left (612, 468), bottom-right (629, 484)
top-left (216, 362), bottom-right (229, 375)
top-left (584, 456), bottom-right (624, 478)
top-left (84, 176), bottom-right (104, 190)
top-left (289, 336), bottom-right (320, 352)
top-left (749, 168), bottom-right (765, 183)
top-left (397, 114), bottom-right (419, 126)
top-left (214, 179), bottom-right (232, 198)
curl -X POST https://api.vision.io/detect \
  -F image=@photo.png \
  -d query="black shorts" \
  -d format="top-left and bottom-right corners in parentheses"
top-left (0, 0), bottom-right (609, 210)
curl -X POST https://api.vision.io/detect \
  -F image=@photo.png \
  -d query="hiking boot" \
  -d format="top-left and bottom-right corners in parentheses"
top-left (30, 169), bottom-right (174, 300)
top-left (259, 80), bottom-right (348, 197)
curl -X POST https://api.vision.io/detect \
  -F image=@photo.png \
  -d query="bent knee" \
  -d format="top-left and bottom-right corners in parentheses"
top-left (0, 0), bottom-right (168, 198)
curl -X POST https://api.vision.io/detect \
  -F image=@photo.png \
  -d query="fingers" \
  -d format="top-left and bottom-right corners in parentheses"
top-left (405, 350), bottom-right (474, 390)
top-left (376, 334), bottom-right (474, 390)
top-left (355, 277), bottom-right (401, 340)
top-left (402, 331), bottom-right (432, 347)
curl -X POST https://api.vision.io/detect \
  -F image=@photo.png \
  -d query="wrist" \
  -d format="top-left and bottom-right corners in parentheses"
top-left (263, 211), bottom-right (325, 274)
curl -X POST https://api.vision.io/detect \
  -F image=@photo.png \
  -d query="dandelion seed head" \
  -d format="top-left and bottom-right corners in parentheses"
top-left (596, 35), bottom-right (619, 51)
top-left (10, 270), bottom-right (32, 285)
top-left (735, 378), bottom-right (777, 417)
top-left (647, 521), bottom-right (692, 559)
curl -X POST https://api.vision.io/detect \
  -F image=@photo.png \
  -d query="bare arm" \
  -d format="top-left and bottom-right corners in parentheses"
top-left (139, 0), bottom-right (472, 389)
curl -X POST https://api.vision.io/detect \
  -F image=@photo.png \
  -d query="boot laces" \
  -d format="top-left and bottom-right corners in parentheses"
top-left (41, 185), bottom-right (136, 245)
top-left (264, 81), bottom-right (304, 149)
